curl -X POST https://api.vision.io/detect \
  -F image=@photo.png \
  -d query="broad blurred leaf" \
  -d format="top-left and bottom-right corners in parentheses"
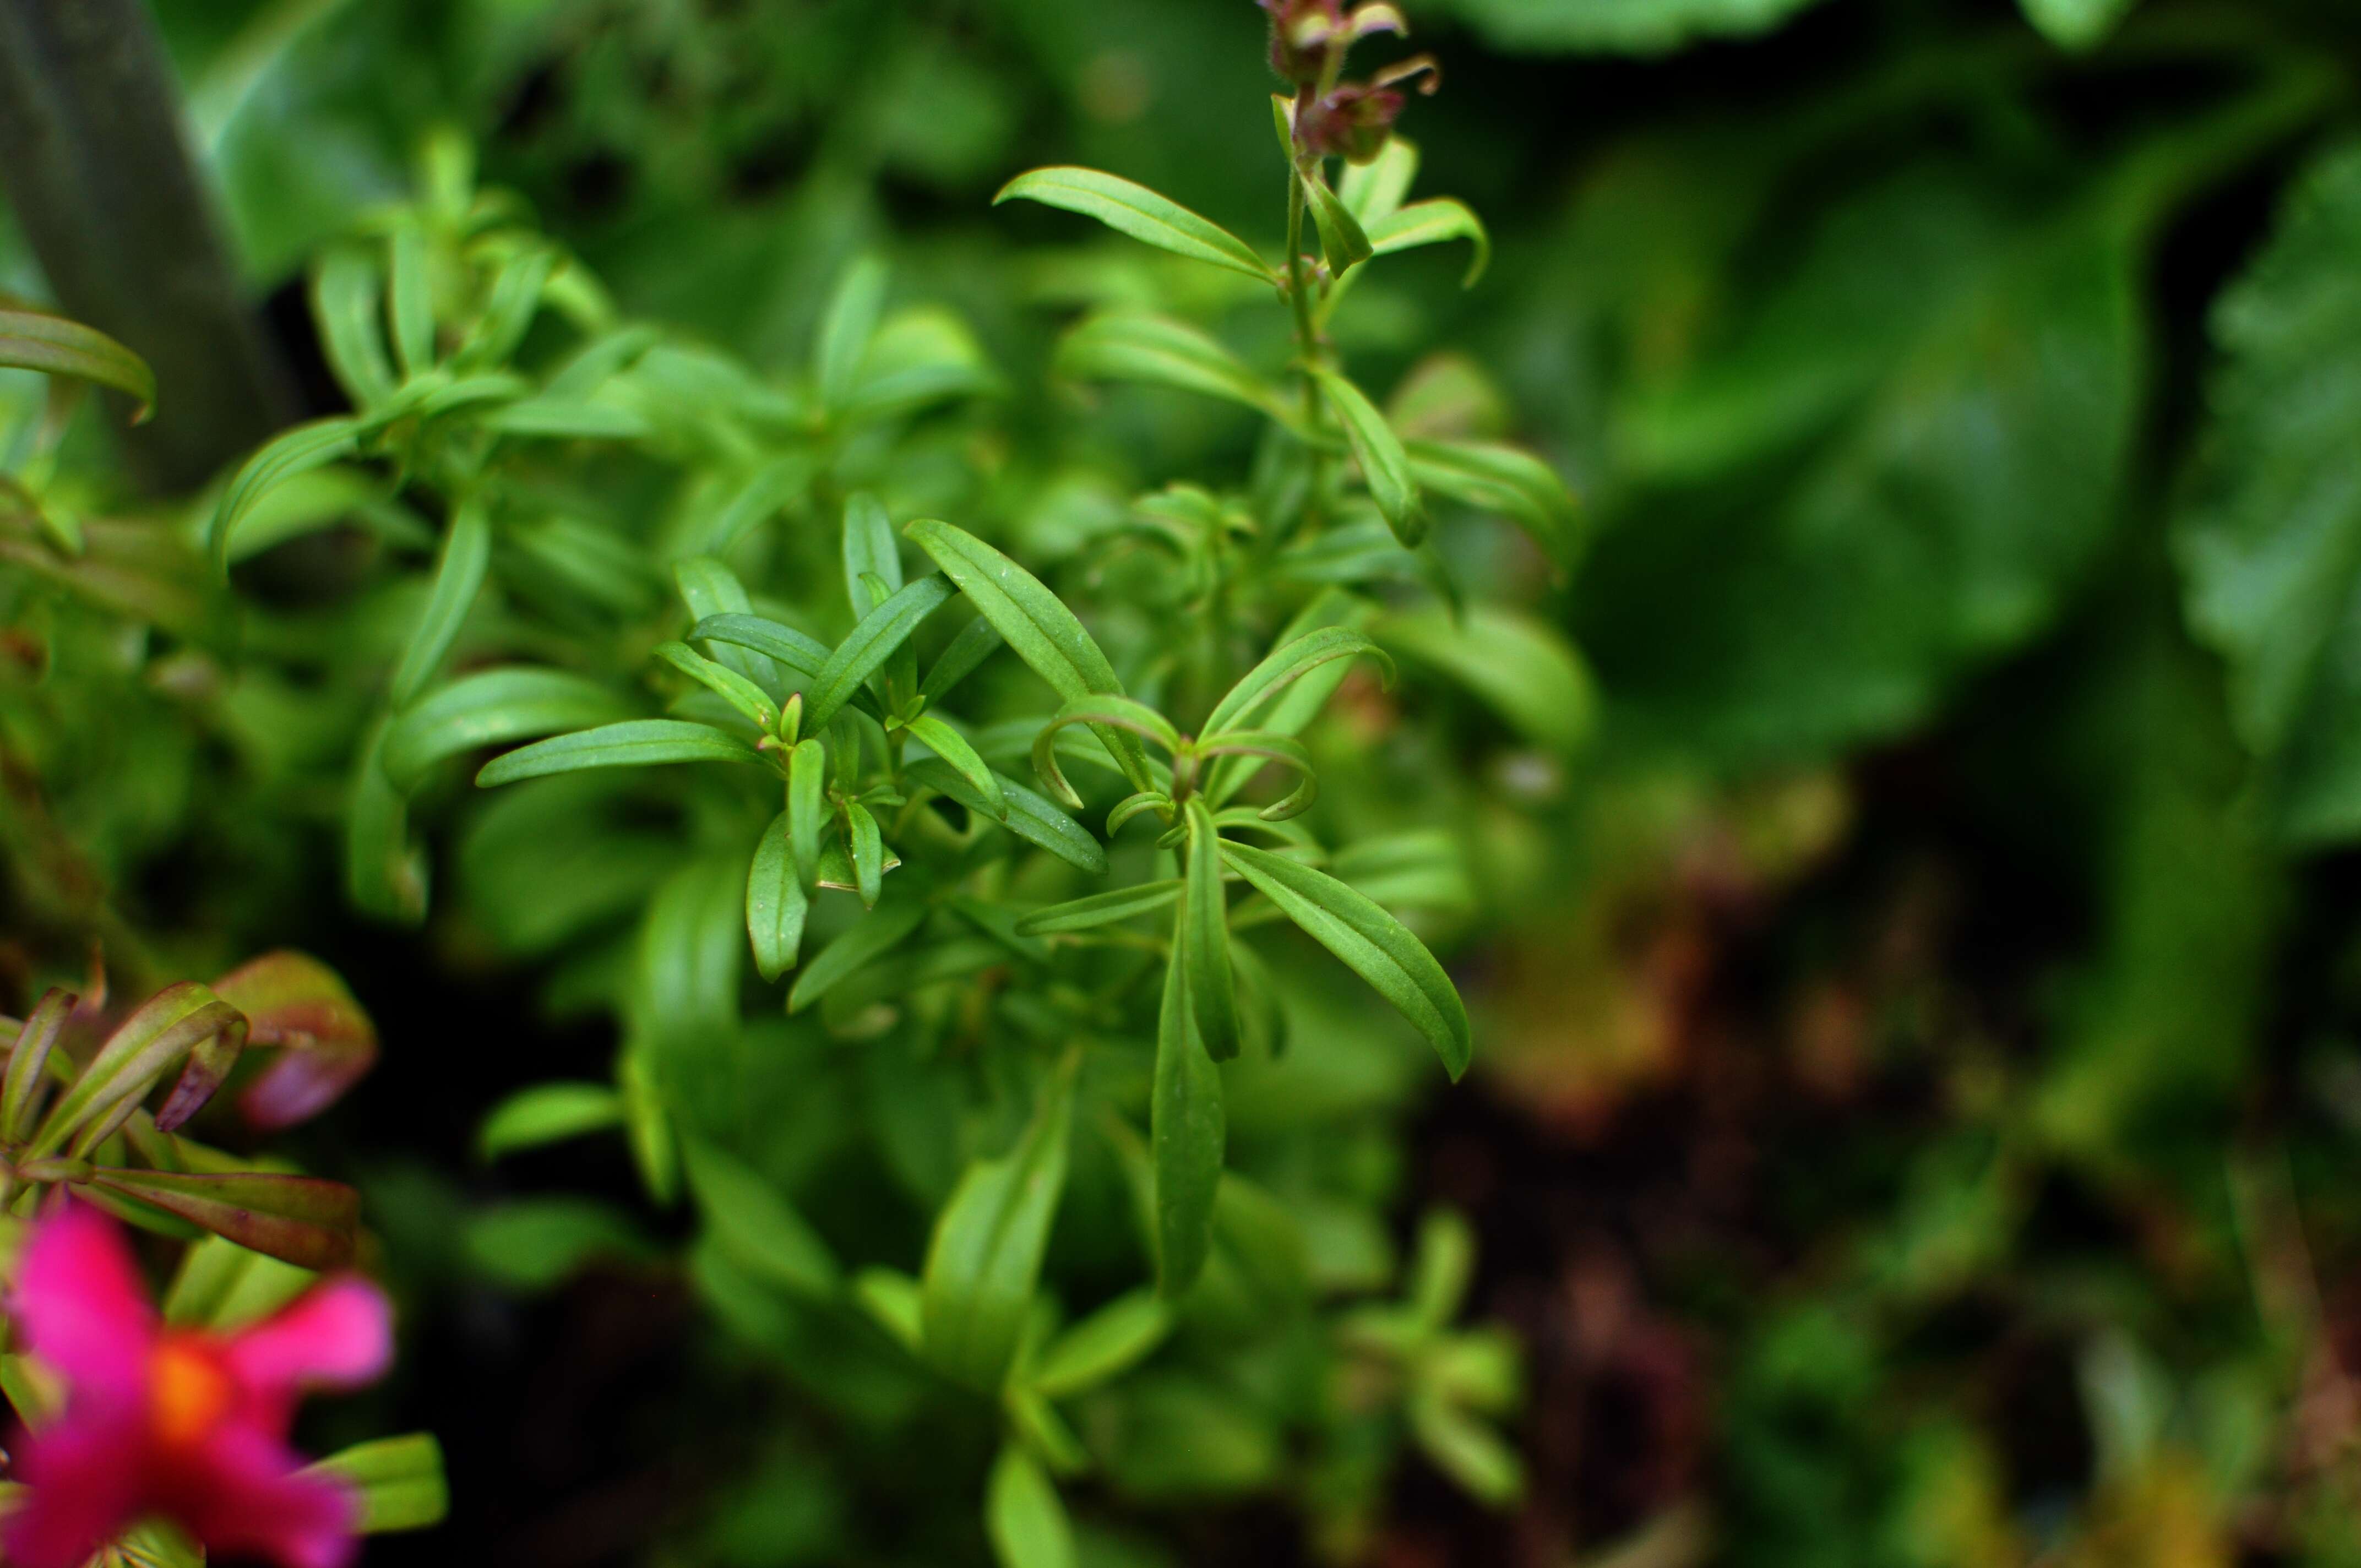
top-left (1153, 902), bottom-right (1223, 1297)
top-left (986, 1446), bottom-right (1074, 1568)
top-left (683, 1139), bottom-right (841, 1300)
top-left (2175, 140), bottom-right (2361, 845)
top-left (1377, 605), bottom-right (1595, 752)
top-left (478, 1082), bottom-right (625, 1162)
top-left (1579, 164), bottom-right (2140, 761)
top-left (305, 1435), bottom-right (448, 1534)
top-left (1425, 0), bottom-right (1831, 53)
top-left (2019, 0), bottom-right (2141, 50)
top-left (922, 1058), bottom-right (1076, 1390)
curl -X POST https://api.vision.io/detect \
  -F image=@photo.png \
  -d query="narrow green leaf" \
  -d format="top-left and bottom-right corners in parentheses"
top-left (906, 519), bottom-right (1118, 704)
top-left (1377, 605), bottom-right (1595, 752)
top-left (855, 1267), bottom-right (925, 1352)
top-left (31, 984), bottom-right (245, 1156)
top-left (311, 247), bottom-right (396, 408)
top-left (816, 256), bottom-right (888, 416)
top-left (543, 324), bottom-right (661, 400)
top-left (1028, 695), bottom-right (1182, 810)
top-left (842, 492), bottom-right (903, 613)
top-left (398, 371), bottom-right (530, 421)
top-left (1203, 626), bottom-right (1394, 736)
top-left (459, 247), bottom-right (556, 370)
top-left (788, 898), bottom-right (928, 1014)
top-left (692, 612), bottom-right (831, 684)
top-left (920, 614), bottom-right (1004, 703)
top-left (846, 799), bottom-right (885, 908)
top-left (382, 669), bottom-right (633, 790)
top-left (82, 1169), bottom-right (356, 1271)
top-left (843, 303), bottom-right (999, 420)
top-left (985, 1447), bottom-right (1074, 1568)
top-left (656, 641), bottom-right (780, 734)
top-left (209, 418), bottom-right (363, 571)
top-left (619, 1046), bottom-right (677, 1205)
top-left (905, 714), bottom-right (1008, 820)
top-left (1404, 438), bottom-right (1578, 569)
top-left (673, 557), bottom-right (779, 694)
top-left (388, 224), bottom-right (434, 378)
top-left (467, 1199), bottom-right (652, 1291)
top-left (995, 167), bottom-right (1269, 281)
top-left (1313, 369), bottom-right (1425, 546)
top-left (1304, 166), bottom-right (1375, 274)
top-left (346, 717), bottom-right (428, 924)
top-left (921, 1058), bottom-right (1077, 1389)
top-left (1218, 839), bottom-right (1470, 1079)
top-left (1154, 902), bottom-right (1225, 1295)
top-left (1014, 881), bottom-right (1182, 936)
top-left (906, 519), bottom-right (1152, 790)
top-left (0, 308), bottom-right (155, 417)
top-left (1339, 135), bottom-right (1419, 227)
top-left (1183, 800), bottom-right (1242, 1061)
top-left (682, 1139), bottom-right (840, 1299)
top-left (163, 1237), bottom-right (314, 1331)
top-left (1207, 595), bottom-right (1370, 807)
top-left (701, 451), bottom-right (817, 554)
top-left (1410, 1397), bottom-right (1525, 1508)
top-left (1407, 1208), bottom-right (1477, 1328)
top-left (806, 575), bottom-right (954, 729)
top-left (1, 989), bottom-right (72, 1145)
top-left (2020, 0), bottom-right (2140, 50)
top-left (478, 1082), bottom-right (626, 1162)
top-left (478, 398), bottom-right (649, 439)
top-left (1007, 1389), bottom-right (1088, 1477)
top-left (1231, 938), bottom-right (1289, 1060)
top-left (1056, 312), bottom-right (1288, 422)
top-left (305, 1435), bottom-right (448, 1534)
top-left (904, 759), bottom-right (1108, 876)
top-left (476, 719), bottom-right (764, 787)
top-left (1366, 199), bottom-right (1491, 286)
top-left (788, 738), bottom-right (828, 886)
top-left (1027, 1290), bottom-right (1172, 1398)
top-left (746, 813), bottom-right (809, 981)
top-left (1191, 731), bottom-right (1319, 821)
top-left (389, 497), bottom-right (491, 708)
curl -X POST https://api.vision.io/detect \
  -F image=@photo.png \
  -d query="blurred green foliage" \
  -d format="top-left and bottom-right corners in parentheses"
top-left (9, 1), bottom-right (2361, 1565)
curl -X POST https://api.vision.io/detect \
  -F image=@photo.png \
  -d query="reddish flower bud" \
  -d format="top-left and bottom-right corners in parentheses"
top-left (1297, 83), bottom-right (1404, 164)
top-left (1259, 0), bottom-right (1343, 87)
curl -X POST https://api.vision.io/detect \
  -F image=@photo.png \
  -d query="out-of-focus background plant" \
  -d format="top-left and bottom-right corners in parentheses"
top-left (5, 0), bottom-right (2361, 1564)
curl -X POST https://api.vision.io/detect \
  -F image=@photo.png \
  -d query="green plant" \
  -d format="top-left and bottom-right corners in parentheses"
top-left (179, 5), bottom-right (1581, 1559)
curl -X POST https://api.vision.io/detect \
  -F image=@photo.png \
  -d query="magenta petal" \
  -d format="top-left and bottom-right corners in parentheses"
top-left (7, 1201), bottom-right (156, 1398)
top-left (3, 1409), bottom-right (149, 1568)
top-left (224, 1277), bottom-right (391, 1408)
top-left (175, 1423), bottom-right (360, 1568)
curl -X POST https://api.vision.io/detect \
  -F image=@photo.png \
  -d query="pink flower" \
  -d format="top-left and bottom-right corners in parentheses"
top-left (3, 1202), bottom-right (392, 1568)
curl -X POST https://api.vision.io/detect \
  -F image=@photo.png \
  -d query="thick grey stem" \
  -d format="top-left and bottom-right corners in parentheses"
top-left (0, 0), bottom-right (295, 493)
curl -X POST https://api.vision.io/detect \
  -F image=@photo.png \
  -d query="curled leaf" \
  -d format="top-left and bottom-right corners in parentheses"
top-left (210, 952), bottom-right (378, 1130)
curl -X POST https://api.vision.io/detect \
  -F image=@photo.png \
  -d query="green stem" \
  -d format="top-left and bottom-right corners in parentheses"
top-left (1284, 165), bottom-right (1330, 524)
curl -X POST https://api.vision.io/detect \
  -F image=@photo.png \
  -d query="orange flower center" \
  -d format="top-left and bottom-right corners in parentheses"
top-left (146, 1336), bottom-right (233, 1449)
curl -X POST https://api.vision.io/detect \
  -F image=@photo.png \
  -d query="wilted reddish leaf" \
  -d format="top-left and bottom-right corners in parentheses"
top-left (210, 951), bottom-right (378, 1129)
